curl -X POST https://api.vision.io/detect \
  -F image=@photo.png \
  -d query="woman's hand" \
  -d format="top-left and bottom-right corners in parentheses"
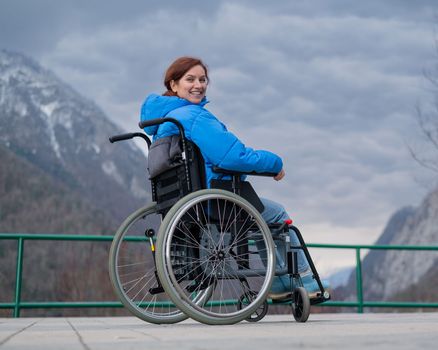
top-left (274, 169), bottom-right (285, 181)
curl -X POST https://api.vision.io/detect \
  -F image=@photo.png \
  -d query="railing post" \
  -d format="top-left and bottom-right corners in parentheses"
top-left (355, 247), bottom-right (363, 313)
top-left (13, 237), bottom-right (24, 318)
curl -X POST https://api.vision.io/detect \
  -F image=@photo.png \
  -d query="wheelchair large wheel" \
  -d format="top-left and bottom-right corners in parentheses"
top-left (155, 189), bottom-right (275, 325)
top-left (109, 204), bottom-right (187, 324)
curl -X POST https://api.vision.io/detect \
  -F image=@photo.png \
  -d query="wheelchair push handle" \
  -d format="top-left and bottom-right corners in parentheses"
top-left (109, 132), bottom-right (151, 148)
top-left (138, 117), bottom-right (186, 139)
top-left (109, 133), bottom-right (136, 143)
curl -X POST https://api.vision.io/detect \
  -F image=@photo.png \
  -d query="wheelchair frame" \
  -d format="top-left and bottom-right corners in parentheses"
top-left (108, 117), bottom-right (330, 325)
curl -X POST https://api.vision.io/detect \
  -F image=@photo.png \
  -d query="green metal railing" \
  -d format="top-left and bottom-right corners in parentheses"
top-left (1, 233), bottom-right (438, 317)
top-left (308, 243), bottom-right (438, 313)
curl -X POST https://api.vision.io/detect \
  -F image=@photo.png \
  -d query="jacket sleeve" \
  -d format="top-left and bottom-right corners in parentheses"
top-left (190, 112), bottom-right (283, 174)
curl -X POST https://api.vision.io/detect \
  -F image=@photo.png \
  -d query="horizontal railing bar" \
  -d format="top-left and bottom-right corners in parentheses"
top-left (0, 302), bottom-right (123, 309)
top-left (307, 243), bottom-right (438, 251)
top-left (2, 300), bottom-right (438, 310)
top-left (1, 234), bottom-right (438, 250)
top-left (363, 301), bottom-right (438, 308)
top-left (0, 233), bottom-right (114, 241)
top-left (317, 301), bottom-right (438, 308)
top-left (0, 233), bottom-right (146, 242)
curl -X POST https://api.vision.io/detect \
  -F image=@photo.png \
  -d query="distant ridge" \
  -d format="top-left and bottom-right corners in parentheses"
top-left (335, 190), bottom-right (438, 305)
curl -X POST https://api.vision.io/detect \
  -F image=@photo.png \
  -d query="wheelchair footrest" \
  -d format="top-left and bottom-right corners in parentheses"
top-left (310, 294), bottom-right (331, 305)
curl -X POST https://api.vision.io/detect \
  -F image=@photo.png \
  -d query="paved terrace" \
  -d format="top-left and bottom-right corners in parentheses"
top-left (1, 313), bottom-right (437, 349)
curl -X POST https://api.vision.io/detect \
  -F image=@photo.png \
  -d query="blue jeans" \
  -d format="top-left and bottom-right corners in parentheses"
top-left (260, 198), bottom-right (308, 273)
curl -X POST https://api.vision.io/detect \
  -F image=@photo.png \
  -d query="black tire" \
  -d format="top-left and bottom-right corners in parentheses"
top-left (155, 189), bottom-right (275, 325)
top-left (291, 287), bottom-right (310, 322)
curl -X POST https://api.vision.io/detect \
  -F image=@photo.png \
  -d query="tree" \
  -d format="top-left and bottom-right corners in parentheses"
top-left (408, 36), bottom-right (438, 174)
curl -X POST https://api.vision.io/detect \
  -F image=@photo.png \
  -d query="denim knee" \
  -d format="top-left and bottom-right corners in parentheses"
top-left (260, 197), bottom-right (289, 224)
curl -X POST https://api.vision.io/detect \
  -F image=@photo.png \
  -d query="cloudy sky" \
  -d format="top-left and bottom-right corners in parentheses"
top-left (2, 0), bottom-right (438, 273)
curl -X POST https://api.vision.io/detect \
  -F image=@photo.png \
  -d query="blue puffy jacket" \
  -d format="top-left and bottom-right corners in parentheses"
top-left (140, 94), bottom-right (283, 186)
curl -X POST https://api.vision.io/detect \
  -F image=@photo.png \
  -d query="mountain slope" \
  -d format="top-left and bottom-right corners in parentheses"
top-left (0, 144), bottom-right (117, 309)
top-left (336, 189), bottom-right (438, 304)
top-left (0, 144), bottom-right (114, 234)
top-left (0, 49), bottom-right (150, 228)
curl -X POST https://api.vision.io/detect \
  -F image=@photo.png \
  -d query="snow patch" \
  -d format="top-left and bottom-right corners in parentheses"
top-left (130, 176), bottom-right (148, 199)
top-left (41, 101), bottom-right (58, 117)
top-left (14, 101), bottom-right (28, 116)
top-left (92, 143), bottom-right (100, 154)
top-left (49, 132), bottom-right (62, 159)
top-left (0, 85), bottom-right (5, 105)
top-left (40, 102), bottom-right (62, 159)
top-left (102, 161), bottom-right (124, 186)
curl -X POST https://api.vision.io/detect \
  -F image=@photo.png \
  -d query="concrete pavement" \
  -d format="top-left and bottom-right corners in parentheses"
top-left (1, 313), bottom-right (437, 349)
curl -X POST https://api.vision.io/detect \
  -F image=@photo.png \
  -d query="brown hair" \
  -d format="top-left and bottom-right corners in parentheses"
top-left (163, 57), bottom-right (209, 96)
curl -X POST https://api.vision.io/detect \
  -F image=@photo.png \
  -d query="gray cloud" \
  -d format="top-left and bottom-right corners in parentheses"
top-left (1, 0), bottom-right (437, 273)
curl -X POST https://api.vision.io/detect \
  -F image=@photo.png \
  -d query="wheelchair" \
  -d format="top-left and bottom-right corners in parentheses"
top-left (108, 117), bottom-right (330, 325)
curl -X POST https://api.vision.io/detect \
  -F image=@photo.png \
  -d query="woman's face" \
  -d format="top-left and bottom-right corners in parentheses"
top-left (170, 65), bottom-right (208, 104)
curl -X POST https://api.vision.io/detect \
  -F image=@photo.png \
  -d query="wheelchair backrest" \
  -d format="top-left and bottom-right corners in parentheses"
top-left (149, 135), bottom-right (206, 215)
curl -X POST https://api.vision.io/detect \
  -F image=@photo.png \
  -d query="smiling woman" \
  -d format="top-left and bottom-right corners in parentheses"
top-left (164, 57), bottom-right (208, 104)
top-left (163, 57), bottom-right (209, 104)
top-left (169, 65), bottom-right (208, 104)
top-left (139, 56), bottom-right (330, 300)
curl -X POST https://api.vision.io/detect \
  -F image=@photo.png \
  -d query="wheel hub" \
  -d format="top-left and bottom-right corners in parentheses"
top-left (216, 250), bottom-right (225, 260)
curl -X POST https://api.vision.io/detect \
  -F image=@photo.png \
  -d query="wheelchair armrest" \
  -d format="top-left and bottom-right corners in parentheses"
top-left (212, 166), bottom-right (278, 177)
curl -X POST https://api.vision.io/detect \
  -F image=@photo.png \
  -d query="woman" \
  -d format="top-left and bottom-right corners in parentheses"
top-left (140, 56), bottom-right (328, 299)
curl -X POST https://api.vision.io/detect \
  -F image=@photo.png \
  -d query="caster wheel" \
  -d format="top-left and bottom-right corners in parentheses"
top-left (238, 292), bottom-right (268, 322)
top-left (291, 287), bottom-right (310, 322)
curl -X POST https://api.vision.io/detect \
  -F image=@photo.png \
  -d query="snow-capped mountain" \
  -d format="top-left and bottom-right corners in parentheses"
top-left (0, 50), bottom-right (150, 226)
